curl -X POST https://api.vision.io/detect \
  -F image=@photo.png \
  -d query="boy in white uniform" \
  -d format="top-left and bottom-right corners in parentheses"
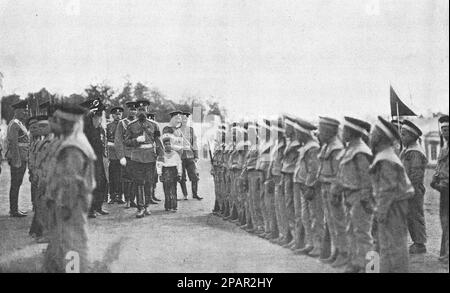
top-left (157, 134), bottom-right (183, 211)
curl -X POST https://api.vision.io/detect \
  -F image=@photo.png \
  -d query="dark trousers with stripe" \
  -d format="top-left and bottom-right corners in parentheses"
top-left (108, 159), bottom-right (123, 199)
top-left (9, 161), bottom-right (27, 213)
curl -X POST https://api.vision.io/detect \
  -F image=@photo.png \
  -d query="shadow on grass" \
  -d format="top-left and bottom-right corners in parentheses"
top-left (0, 253), bottom-right (44, 273)
top-left (167, 213), bottom-right (250, 234)
top-left (0, 236), bottom-right (129, 273)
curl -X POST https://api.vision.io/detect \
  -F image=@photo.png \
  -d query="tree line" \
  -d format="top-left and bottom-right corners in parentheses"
top-left (1, 82), bottom-right (227, 124)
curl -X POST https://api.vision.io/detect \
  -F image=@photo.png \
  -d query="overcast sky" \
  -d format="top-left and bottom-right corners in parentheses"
top-left (0, 0), bottom-right (448, 120)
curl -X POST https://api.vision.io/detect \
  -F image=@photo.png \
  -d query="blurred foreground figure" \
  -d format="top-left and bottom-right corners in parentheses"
top-left (368, 116), bottom-right (414, 273)
top-left (431, 115), bottom-right (449, 264)
top-left (400, 120), bottom-right (428, 254)
top-left (317, 117), bottom-right (347, 266)
top-left (333, 117), bottom-right (373, 273)
top-left (28, 115), bottom-right (51, 240)
top-left (44, 104), bottom-right (96, 273)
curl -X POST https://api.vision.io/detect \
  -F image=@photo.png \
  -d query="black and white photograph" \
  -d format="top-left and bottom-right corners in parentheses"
top-left (0, 0), bottom-right (448, 277)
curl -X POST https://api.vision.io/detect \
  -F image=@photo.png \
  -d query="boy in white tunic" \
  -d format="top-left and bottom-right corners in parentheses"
top-left (157, 135), bottom-right (183, 211)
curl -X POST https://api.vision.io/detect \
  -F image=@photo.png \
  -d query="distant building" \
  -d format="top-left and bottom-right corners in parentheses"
top-left (410, 117), bottom-right (444, 168)
top-left (423, 131), bottom-right (441, 167)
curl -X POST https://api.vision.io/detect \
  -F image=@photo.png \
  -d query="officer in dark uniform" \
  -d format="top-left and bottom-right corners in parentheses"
top-left (5, 100), bottom-right (30, 217)
top-left (124, 100), bottom-right (163, 218)
top-left (115, 101), bottom-right (138, 208)
top-left (107, 106), bottom-right (125, 204)
top-left (80, 98), bottom-right (109, 218)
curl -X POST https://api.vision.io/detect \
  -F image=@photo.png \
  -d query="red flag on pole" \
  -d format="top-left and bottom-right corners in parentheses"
top-left (390, 85), bottom-right (416, 117)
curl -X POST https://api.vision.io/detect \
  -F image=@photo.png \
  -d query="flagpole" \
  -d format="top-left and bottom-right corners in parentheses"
top-left (396, 101), bottom-right (403, 151)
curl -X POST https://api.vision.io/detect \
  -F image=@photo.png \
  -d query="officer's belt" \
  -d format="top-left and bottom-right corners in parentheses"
top-left (18, 143), bottom-right (29, 147)
top-left (139, 144), bottom-right (154, 149)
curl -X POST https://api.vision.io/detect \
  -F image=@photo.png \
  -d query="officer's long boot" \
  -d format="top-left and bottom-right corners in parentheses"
top-left (115, 179), bottom-right (125, 204)
top-left (107, 189), bottom-right (114, 204)
top-left (136, 185), bottom-right (146, 218)
top-left (192, 180), bottom-right (203, 200)
top-left (180, 180), bottom-right (188, 200)
top-left (125, 182), bottom-right (137, 208)
top-left (144, 181), bottom-right (157, 205)
top-left (123, 181), bottom-right (130, 208)
top-left (129, 183), bottom-right (138, 208)
top-left (144, 184), bottom-right (152, 216)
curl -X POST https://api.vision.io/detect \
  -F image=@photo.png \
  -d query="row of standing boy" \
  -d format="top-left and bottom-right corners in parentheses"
top-left (210, 114), bottom-right (449, 273)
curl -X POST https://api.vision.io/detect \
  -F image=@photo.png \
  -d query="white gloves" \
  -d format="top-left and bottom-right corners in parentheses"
top-left (136, 135), bottom-right (145, 143)
top-left (120, 157), bottom-right (127, 166)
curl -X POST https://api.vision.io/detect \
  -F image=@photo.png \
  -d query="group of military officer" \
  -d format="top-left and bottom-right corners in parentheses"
top-left (210, 114), bottom-right (449, 273)
top-left (78, 98), bottom-right (203, 219)
top-left (104, 100), bottom-right (203, 218)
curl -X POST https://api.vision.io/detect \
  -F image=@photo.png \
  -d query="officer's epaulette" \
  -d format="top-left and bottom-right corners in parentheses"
top-left (146, 118), bottom-right (159, 126)
top-left (127, 118), bottom-right (140, 126)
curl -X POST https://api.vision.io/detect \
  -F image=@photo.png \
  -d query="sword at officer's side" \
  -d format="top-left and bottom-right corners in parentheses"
top-left (207, 140), bottom-right (214, 169)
